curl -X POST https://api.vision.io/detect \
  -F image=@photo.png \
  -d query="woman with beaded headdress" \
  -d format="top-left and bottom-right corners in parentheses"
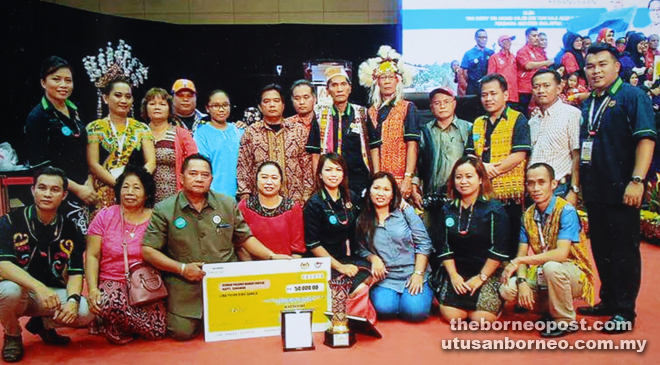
top-left (83, 41), bottom-right (155, 214)
top-left (359, 46), bottom-right (420, 201)
top-left (25, 56), bottom-right (96, 234)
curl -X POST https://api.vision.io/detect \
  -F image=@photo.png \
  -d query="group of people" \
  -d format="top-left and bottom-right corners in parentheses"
top-left (459, 26), bottom-right (660, 112)
top-left (0, 35), bottom-right (654, 362)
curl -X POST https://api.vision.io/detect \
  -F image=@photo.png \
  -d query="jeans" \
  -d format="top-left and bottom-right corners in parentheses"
top-left (370, 282), bottom-right (433, 322)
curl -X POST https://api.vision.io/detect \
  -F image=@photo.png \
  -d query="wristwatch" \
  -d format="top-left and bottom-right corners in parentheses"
top-left (67, 293), bottom-right (81, 304)
top-left (632, 176), bottom-right (644, 184)
top-left (516, 277), bottom-right (528, 285)
top-left (414, 270), bottom-right (424, 276)
top-left (479, 273), bottom-right (488, 281)
top-left (571, 185), bottom-right (580, 194)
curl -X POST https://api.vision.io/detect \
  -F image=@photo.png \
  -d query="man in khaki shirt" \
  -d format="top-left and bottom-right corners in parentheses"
top-left (143, 154), bottom-right (290, 341)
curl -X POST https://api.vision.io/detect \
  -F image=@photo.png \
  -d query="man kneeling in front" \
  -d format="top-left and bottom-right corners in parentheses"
top-left (0, 167), bottom-right (94, 362)
top-left (500, 163), bottom-right (596, 337)
top-left (142, 154), bottom-right (290, 341)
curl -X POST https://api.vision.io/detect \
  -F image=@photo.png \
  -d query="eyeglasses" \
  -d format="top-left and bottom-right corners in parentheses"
top-left (208, 103), bottom-right (231, 110)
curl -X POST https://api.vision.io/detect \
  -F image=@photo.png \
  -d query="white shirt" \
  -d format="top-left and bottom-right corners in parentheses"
top-left (528, 99), bottom-right (581, 181)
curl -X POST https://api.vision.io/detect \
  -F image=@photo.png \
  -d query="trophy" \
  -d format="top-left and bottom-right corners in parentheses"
top-left (324, 276), bottom-right (356, 348)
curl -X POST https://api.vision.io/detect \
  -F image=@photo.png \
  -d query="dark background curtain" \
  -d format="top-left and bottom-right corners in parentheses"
top-left (2, 0), bottom-right (399, 163)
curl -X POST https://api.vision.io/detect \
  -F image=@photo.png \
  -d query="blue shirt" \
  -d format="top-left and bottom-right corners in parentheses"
top-left (519, 196), bottom-right (580, 245)
top-left (461, 46), bottom-right (494, 95)
top-left (194, 123), bottom-right (244, 197)
top-left (356, 206), bottom-right (433, 293)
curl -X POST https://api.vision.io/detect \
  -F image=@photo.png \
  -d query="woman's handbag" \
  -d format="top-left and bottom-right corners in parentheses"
top-left (122, 241), bottom-right (168, 306)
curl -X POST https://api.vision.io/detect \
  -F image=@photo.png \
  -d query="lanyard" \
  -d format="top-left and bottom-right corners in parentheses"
top-left (587, 95), bottom-right (611, 136)
top-left (108, 118), bottom-right (129, 154)
top-left (536, 220), bottom-right (547, 252)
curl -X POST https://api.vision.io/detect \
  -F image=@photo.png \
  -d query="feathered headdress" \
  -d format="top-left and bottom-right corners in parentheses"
top-left (358, 45), bottom-right (414, 88)
top-left (82, 40), bottom-right (148, 118)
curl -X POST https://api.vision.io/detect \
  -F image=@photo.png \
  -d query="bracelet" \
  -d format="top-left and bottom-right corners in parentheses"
top-left (180, 263), bottom-right (186, 276)
top-left (413, 270), bottom-right (424, 276)
top-left (404, 172), bottom-right (414, 178)
top-left (67, 293), bottom-right (81, 304)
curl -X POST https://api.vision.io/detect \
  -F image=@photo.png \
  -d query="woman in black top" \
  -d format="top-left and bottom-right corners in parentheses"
top-left (432, 156), bottom-right (509, 323)
top-left (304, 152), bottom-right (370, 292)
top-left (25, 56), bottom-right (97, 234)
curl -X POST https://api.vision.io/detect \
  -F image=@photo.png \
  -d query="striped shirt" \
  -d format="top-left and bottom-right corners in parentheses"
top-left (528, 99), bottom-right (581, 181)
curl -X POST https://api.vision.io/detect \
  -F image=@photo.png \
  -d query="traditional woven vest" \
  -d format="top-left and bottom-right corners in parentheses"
top-left (318, 103), bottom-right (370, 171)
top-left (523, 197), bottom-right (596, 305)
top-left (369, 100), bottom-right (410, 183)
top-left (472, 108), bottom-right (526, 202)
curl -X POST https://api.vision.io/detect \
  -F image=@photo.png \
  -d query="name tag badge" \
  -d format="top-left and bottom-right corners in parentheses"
top-left (580, 140), bottom-right (593, 165)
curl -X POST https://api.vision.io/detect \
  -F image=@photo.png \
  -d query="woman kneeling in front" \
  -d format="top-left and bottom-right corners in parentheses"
top-left (355, 172), bottom-right (434, 322)
top-left (85, 165), bottom-right (166, 344)
top-left (433, 156), bottom-right (510, 323)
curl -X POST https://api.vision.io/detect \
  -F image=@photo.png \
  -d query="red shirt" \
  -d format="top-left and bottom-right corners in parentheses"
top-left (516, 44), bottom-right (547, 94)
top-left (488, 50), bottom-right (519, 102)
top-left (238, 197), bottom-right (306, 256)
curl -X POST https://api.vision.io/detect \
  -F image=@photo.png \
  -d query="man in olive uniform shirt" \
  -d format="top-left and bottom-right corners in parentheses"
top-left (142, 154), bottom-right (290, 341)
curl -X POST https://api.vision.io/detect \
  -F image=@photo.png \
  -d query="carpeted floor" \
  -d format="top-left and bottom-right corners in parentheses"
top-left (8, 242), bottom-right (660, 365)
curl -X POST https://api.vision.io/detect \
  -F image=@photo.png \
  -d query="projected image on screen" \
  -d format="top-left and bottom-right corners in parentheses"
top-left (402, 0), bottom-right (656, 93)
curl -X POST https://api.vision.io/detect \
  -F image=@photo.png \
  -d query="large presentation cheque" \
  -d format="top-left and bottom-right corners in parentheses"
top-left (202, 258), bottom-right (331, 342)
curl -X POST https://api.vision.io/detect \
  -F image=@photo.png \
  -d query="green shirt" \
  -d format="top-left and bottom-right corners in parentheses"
top-left (425, 117), bottom-right (471, 194)
top-left (143, 190), bottom-right (252, 318)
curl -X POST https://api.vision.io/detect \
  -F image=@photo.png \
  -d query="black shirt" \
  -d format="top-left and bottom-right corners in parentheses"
top-left (306, 104), bottom-right (370, 195)
top-left (0, 206), bottom-right (85, 288)
top-left (25, 97), bottom-right (88, 185)
top-left (580, 78), bottom-right (657, 204)
top-left (303, 189), bottom-right (361, 260)
top-left (432, 198), bottom-right (510, 278)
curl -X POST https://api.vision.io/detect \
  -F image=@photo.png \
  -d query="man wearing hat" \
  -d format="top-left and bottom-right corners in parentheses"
top-left (359, 45), bottom-right (420, 199)
top-left (414, 87), bottom-right (471, 225)
top-left (459, 29), bottom-right (495, 96)
top-left (306, 66), bottom-right (371, 197)
top-left (488, 35), bottom-right (519, 105)
top-left (171, 79), bottom-right (208, 134)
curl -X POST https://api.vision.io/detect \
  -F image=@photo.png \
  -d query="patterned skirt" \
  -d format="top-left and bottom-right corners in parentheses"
top-left (437, 268), bottom-right (504, 315)
top-left (98, 280), bottom-right (167, 344)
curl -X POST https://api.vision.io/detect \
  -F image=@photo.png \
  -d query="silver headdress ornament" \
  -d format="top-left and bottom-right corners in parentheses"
top-left (358, 45), bottom-right (414, 89)
top-left (82, 40), bottom-right (149, 118)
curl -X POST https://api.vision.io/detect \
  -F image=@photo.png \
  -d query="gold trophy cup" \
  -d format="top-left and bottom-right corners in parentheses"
top-left (324, 275), bottom-right (356, 348)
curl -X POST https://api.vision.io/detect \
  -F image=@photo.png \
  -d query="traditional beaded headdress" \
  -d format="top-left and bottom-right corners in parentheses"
top-left (82, 40), bottom-right (148, 118)
top-left (358, 45), bottom-right (414, 88)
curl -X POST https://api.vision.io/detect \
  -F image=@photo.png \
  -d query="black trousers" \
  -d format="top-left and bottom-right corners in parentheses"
top-left (503, 202), bottom-right (524, 261)
top-left (584, 202), bottom-right (641, 319)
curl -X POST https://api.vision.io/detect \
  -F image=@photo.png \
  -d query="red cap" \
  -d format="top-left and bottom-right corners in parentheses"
top-left (429, 86), bottom-right (455, 100)
top-left (498, 35), bottom-right (516, 46)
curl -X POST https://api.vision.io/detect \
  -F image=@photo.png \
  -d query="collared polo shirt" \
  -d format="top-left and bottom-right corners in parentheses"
top-left (488, 50), bottom-right (519, 102)
top-left (528, 99), bottom-right (581, 181)
top-left (461, 46), bottom-right (494, 95)
top-left (143, 191), bottom-right (252, 318)
top-left (520, 196), bottom-right (581, 244)
top-left (516, 44), bottom-right (547, 94)
top-left (579, 78), bottom-right (657, 204)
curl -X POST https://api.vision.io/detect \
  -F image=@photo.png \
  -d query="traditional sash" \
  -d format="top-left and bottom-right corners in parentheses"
top-left (318, 104), bottom-right (370, 172)
top-left (472, 108), bottom-right (526, 202)
top-left (369, 100), bottom-right (410, 182)
top-left (523, 197), bottom-right (596, 305)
